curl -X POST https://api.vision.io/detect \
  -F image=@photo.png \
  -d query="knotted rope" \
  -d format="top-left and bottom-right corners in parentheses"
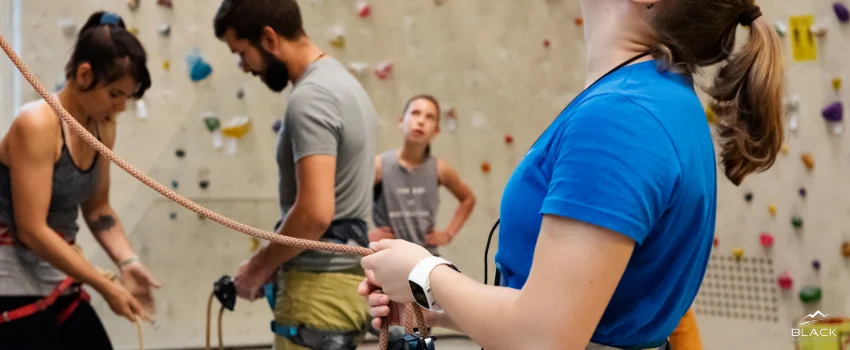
top-left (0, 32), bottom-right (426, 349)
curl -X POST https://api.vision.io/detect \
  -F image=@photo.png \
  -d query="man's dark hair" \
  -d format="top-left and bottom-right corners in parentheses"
top-left (65, 11), bottom-right (151, 99)
top-left (213, 0), bottom-right (306, 42)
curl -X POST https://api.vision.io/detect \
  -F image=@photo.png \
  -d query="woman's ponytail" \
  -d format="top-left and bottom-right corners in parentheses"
top-left (706, 16), bottom-right (785, 185)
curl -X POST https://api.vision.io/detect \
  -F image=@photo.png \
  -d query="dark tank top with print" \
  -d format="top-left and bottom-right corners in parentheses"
top-left (0, 121), bottom-right (100, 296)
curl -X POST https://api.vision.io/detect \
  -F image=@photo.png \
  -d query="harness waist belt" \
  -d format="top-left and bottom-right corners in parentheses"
top-left (0, 277), bottom-right (88, 325)
top-left (586, 341), bottom-right (669, 350)
top-left (270, 322), bottom-right (360, 350)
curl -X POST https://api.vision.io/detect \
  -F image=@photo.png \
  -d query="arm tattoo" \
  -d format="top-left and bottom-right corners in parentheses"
top-left (89, 215), bottom-right (116, 234)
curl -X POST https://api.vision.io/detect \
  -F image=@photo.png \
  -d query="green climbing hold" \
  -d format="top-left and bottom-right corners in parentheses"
top-left (799, 286), bottom-right (822, 303)
top-left (792, 216), bottom-right (804, 229)
top-left (203, 113), bottom-right (221, 132)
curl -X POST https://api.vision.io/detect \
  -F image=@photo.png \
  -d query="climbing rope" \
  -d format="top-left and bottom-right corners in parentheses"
top-left (0, 32), bottom-right (426, 350)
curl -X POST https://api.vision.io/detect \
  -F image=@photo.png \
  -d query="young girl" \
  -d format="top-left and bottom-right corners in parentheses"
top-left (360, 1), bottom-right (782, 349)
top-left (370, 95), bottom-right (476, 255)
top-left (0, 11), bottom-right (159, 348)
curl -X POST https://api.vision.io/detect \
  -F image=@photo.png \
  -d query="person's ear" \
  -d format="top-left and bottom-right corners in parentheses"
top-left (259, 26), bottom-right (279, 54)
top-left (75, 63), bottom-right (93, 90)
top-left (398, 116), bottom-right (405, 130)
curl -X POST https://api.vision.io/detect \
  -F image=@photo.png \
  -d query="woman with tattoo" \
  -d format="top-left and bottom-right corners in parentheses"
top-left (0, 11), bottom-right (159, 348)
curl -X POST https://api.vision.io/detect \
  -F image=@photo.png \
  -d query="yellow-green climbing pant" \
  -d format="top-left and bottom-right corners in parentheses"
top-left (272, 267), bottom-right (371, 350)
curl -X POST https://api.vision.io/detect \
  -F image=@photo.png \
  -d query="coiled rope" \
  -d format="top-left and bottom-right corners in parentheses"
top-left (0, 32), bottom-right (426, 350)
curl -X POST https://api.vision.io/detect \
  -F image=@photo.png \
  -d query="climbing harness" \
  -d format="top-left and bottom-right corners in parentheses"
top-left (0, 32), bottom-right (425, 350)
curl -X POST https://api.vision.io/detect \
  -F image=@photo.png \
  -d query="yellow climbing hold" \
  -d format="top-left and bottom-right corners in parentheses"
top-left (768, 205), bottom-right (777, 216)
top-left (162, 60), bottom-right (170, 70)
top-left (221, 116), bottom-right (252, 139)
top-left (129, 27), bottom-right (139, 35)
top-left (833, 78), bottom-right (842, 90)
top-left (329, 35), bottom-right (346, 49)
top-left (801, 153), bottom-right (815, 170)
top-left (781, 144), bottom-right (789, 154)
top-left (249, 237), bottom-right (260, 253)
top-left (733, 247), bottom-right (744, 259)
top-left (705, 105), bottom-right (717, 124)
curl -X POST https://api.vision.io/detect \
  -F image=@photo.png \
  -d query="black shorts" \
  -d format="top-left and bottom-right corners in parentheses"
top-left (0, 293), bottom-right (113, 350)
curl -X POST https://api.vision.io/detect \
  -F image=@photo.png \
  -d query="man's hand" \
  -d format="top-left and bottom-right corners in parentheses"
top-left (425, 230), bottom-right (453, 246)
top-left (234, 255), bottom-right (277, 301)
top-left (119, 261), bottom-right (161, 316)
top-left (368, 226), bottom-right (395, 242)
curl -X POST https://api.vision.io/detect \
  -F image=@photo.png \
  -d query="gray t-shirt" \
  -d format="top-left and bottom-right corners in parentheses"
top-left (276, 58), bottom-right (378, 272)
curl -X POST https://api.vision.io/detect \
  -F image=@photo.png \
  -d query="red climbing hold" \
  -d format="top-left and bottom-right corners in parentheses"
top-left (504, 134), bottom-right (514, 144)
top-left (713, 237), bottom-right (719, 247)
top-left (481, 161), bottom-right (491, 174)
top-left (357, 2), bottom-right (371, 18)
top-left (543, 39), bottom-right (551, 48)
top-left (778, 272), bottom-right (793, 290)
top-left (759, 233), bottom-right (774, 247)
top-left (157, 0), bottom-right (173, 8)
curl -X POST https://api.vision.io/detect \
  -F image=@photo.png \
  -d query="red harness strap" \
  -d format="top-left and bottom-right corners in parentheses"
top-left (0, 277), bottom-right (87, 325)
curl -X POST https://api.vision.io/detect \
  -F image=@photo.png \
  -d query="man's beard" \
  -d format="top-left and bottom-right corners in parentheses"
top-left (259, 49), bottom-right (290, 92)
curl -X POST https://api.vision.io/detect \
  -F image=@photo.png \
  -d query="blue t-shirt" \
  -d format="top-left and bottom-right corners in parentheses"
top-left (494, 60), bottom-right (716, 347)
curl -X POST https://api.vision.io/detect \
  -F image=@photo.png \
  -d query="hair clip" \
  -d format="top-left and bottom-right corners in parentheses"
top-left (100, 12), bottom-right (122, 26)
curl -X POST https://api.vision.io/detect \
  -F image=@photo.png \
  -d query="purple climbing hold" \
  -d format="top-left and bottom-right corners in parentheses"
top-left (272, 119), bottom-right (282, 133)
top-left (835, 2), bottom-right (850, 23)
top-left (822, 102), bottom-right (843, 122)
top-left (799, 187), bottom-right (807, 198)
top-left (812, 259), bottom-right (821, 270)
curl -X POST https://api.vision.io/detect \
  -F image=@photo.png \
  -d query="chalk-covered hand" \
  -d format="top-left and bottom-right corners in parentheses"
top-left (119, 260), bottom-right (161, 316)
top-left (234, 256), bottom-right (276, 301)
top-left (360, 239), bottom-right (433, 304)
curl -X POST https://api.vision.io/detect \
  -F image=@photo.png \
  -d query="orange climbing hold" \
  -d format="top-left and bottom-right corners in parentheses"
top-left (842, 242), bottom-right (850, 257)
top-left (574, 17), bottom-right (584, 26)
top-left (801, 153), bottom-right (815, 169)
top-left (481, 161), bottom-right (491, 173)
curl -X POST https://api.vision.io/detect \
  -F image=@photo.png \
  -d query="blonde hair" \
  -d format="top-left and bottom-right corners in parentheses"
top-left (651, 2), bottom-right (785, 185)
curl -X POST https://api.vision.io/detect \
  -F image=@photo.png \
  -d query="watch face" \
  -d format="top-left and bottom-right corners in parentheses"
top-left (409, 281), bottom-right (430, 309)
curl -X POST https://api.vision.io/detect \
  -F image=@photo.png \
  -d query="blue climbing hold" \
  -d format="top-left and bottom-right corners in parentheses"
top-left (171, 180), bottom-right (178, 189)
top-left (186, 50), bottom-right (213, 82)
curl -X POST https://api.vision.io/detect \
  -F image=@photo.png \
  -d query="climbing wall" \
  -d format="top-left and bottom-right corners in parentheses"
top-left (5, 0), bottom-right (850, 349)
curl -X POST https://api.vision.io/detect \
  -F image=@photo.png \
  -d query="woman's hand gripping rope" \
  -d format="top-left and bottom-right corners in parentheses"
top-left (0, 32), bottom-right (426, 350)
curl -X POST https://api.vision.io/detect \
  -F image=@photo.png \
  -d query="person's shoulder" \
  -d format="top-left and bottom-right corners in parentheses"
top-left (10, 100), bottom-right (60, 139)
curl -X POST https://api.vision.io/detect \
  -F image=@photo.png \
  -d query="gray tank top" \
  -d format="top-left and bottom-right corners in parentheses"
top-left (372, 150), bottom-right (440, 255)
top-left (0, 121), bottom-right (100, 296)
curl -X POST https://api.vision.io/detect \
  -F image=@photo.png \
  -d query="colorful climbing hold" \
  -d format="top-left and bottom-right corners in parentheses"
top-left (250, 237), bottom-right (261, 253)
top-left (199, 180), bottom-right (210, 190)
top-left (375, 61), bottom-right (393, 80)
top-left (744, 192), bottom-right (753, 202)
top-left (768, 205), bottom-right (777, 216)
top-left (799, 286), bottom-right (822, 303)
top-left (574, 17), bottom-right (584, 26)
top-left (504, 134), bottom-right (514, 145)
top-left (835, 2), bottom-right (850, 23)
top-left (162, 60), bottom-right (170, 71)
top-left (169, 212), bottom-right (177, 220)
top-left (781, 144), bottom-right (789, 154)
top-left (481, 161), bottom-right (491, 174)
top-left (812, 259), bottom-right (821, 271)
top-left (59, 18), bottom-right (77, 37)
top-left (822, 102), bottom-right (843, 122)
top-left (713, 237), bottom-right (719, 247)
top-left (175, 149), bottom-right (186, 158)
top-left (128, 0), bottom-right (140, 11)
top-left (186, 49), bottom-right (213, 82)
top-left (732, 247), bottom-right (744, 259)
top-left (792, 215), bottom-right (804, 229)
top-left (759, 233), bottom-right (774, 247)
top-left (705, 105), bottom-right (717, 124)
top-left (774, 21), bottom-right (789, 37)
top-left (221, 117), bottom-right (252, 139)
top-left (801, 153), bottom-right (815, 170)
top-left (842, 241), bottom-right (850, 257)
top-left (236, 88), bottom-right (245, 100)
top-left (272, 119), bottom-right (282, 133)
top-left (357, 1), bottom-right (371, 18)
top-left (834, 78), bottom-right (843, 90)
top-left (543, 39), bottom-right (551, 48)
top-left (159, 24), bottom-right (171, 37)
top-left (157, 0), bottom-right (173, 8)
top-left (135, 100), bottom-right (148, 119)
top-left (128, 27), bottom-right (139, 36)
top-left (171, 180), bottom-right (179, 189)
top-left (203, 113), bottom-right (221, 132)
top-left (778, 271), bottom-right (793, 290)
top-left (330, 35), bottom-right (346, 49)
top-left (799, 187), bottom-right (807, 198)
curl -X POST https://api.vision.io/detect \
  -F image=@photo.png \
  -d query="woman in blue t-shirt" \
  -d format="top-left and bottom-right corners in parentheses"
top-left (359, 1), bottom-right (784, 349)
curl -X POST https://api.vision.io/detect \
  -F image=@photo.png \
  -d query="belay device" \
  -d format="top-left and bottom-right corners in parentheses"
top-left (205, 275), bottom-right (237, 350)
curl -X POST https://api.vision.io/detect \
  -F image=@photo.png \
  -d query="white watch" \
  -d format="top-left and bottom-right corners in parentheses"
top-left (408, 256), bottom-right (459, 312)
